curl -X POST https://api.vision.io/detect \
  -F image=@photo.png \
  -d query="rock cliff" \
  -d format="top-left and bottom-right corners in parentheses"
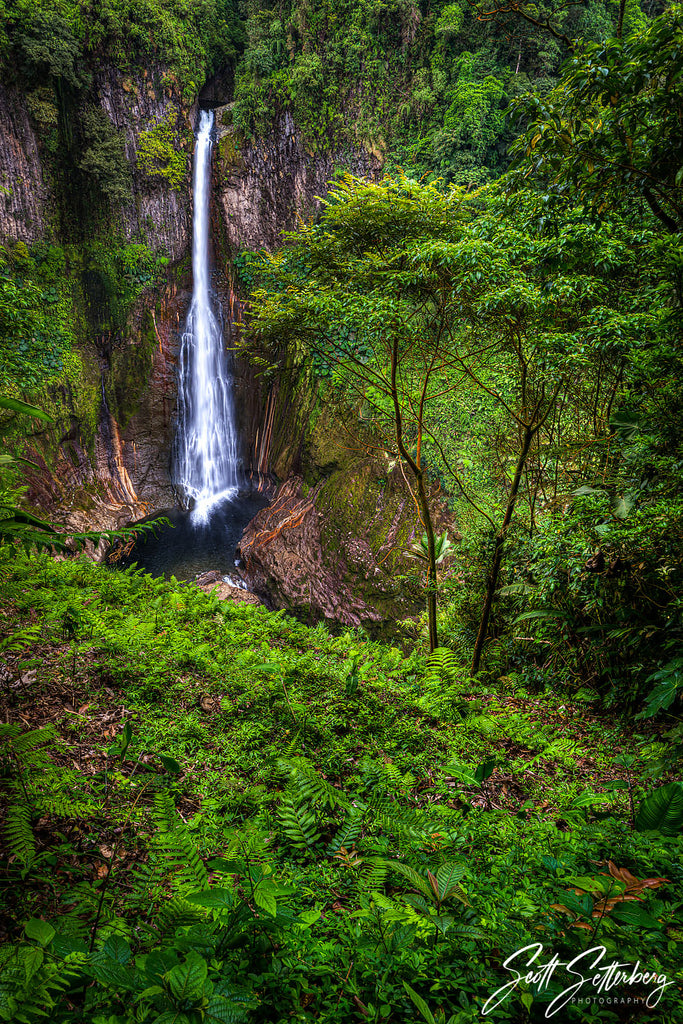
top-left (1, 64), bottom-right (451, 632)
top-left (94, 66), bottom-right (193, 261)
top-left (214, 108), bottom-right (382, 251)
top-left (0, 81), bottom-right (54, 244)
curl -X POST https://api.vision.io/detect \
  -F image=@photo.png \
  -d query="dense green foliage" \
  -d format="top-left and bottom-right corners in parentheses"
top-left (511, 3), bottom-right (683, 230)
top-left (1, 2), bottom-right (683, 1022)
top-left (0, 553), bottom-right (682, 1022)
top-left (232, 0), bottom-right (620, 181)
top-left (1, 0), bottom-right (243, 102)
top-left (245, 169), bottom-right (682, 708)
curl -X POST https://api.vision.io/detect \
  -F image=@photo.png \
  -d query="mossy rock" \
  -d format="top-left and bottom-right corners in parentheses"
top-left (108, 308), bottom-right (158, 429)
top-left (217, 129), bottom-right (240, 174)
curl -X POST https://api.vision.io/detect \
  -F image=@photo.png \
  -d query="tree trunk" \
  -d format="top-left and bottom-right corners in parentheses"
top-left (388, 334), bottom-right (439, 652)
top-left (416, 471), bottom-right (439, 652)
top-left (470, 425), bottom-right (533, 674)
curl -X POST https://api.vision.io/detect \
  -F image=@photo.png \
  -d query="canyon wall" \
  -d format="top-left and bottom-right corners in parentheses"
top-left (1, 66), bottom-right (442, 629)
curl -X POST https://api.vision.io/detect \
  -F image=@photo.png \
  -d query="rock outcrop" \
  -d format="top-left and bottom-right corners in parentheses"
top-left (237, 468), bottom-right (439, 629)
top-left (214, 109), bottom-right (382, 251)
top-left (194, 570), bottom-right (261, 605)
top-left (0, 81), bottom-right (54, 244)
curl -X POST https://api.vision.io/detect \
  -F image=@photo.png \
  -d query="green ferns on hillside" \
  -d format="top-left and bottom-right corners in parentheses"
top-left (0, 551), bottom-right (682, 1021)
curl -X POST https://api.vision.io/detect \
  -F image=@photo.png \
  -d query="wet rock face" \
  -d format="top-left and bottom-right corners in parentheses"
top-left (214, 110), bottom-right (383, 251)
top-left (237, 470), bottom-right (432, 629)
top-left (23, 280), bottom-right (189, 536)
top-left (95, 66), bottom-right (193, 260)
top-left (0, 82), bottom-right (53, 244)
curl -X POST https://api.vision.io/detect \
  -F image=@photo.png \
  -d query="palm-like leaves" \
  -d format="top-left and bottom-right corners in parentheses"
top-left (406, 530), bottom-right (453, 565)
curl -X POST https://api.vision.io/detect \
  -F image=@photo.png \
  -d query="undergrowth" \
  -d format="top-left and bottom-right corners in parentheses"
top-left (0, 551), bottom-right (681, 1022)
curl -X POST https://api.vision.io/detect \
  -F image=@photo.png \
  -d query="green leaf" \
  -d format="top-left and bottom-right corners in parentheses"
top-left (253, 888), bottom-right (277, 917)
top-left (22, 946), bottom-right (43, 982)
top-left (24, 919), bottom-right (55, 946)
top-left (186, 888), bottom-right (234, 910)
top-left (402, 982), bottom-right (436, 1024)
top-left (573, 485), bottom-right (604, 496)
top-left (436, 862), bottom-right (466, 900)
top-left (568, 791), bottom-right (611, 809)
top-left (205, 995), bottom-right (246, 1024)
top-left (611, 904), bottom-right (662, 930)
top-left (635, 782), bottom-right (683, 835)
top-left (102, 935), bottom-right (131, 964)
top-left (386, 861), bottom-right (432, 899)
top-left (88, 959), bottom-right (135, 990)
top-left (167, 953), bottom-right (208, 1002)
top-left (296, 908), bottom-right (321, 928)
top-left (474, 757), bottom-right (496, 782)
top-left (158, 754), bottom-right (182, 774)
top-left (206, 857), bottom-right (245, 874)
top-left (513, 609), bottom-right (569, 624)
top-left (442, 762), bottom-right (478, 786)
top-left (0, 396), bottom-right (53, 422)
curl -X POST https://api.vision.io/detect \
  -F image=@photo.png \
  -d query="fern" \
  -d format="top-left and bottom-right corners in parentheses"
top-left (0, 724), bottom-right (83, 866)
top-left (277, 795), bottom-right (321, 850)
top-left (356, 757), bottom-right (415, 797)
top-left (279, 756), bottom-right (350, 810)
top-left (368, 795), bottom-right (435, 845)
top-left (4, 796), bottom-right (35, 865)
top-left (423, 647), bottom-right (460, 688)
top-left (326, 806), bottom-right (364, 857)
top-left (0, 942), bottom-right (86, 1023)
top-left (150, 792), bottom-right (208, 892)
top-left (357, 857), bottom-right (388, 894)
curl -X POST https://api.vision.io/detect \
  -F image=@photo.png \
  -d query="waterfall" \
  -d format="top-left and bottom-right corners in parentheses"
top-left (174, 109), bottom-right (240, 524)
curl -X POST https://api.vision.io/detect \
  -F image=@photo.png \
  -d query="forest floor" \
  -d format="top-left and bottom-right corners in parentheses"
top-left (0, 551), bottom-right (681, 1023)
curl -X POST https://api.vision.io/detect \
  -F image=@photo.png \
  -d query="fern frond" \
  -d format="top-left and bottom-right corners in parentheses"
top-left (157, 895), bottom-right (208, 927)
top-left (326, 807), bottom-right (364, 857)
top-left (151, 792), bottom-right (208, 892)
top-left (277, 795), bottom-right (320, 850)
top-left (357, 857), bottom-right (388, 893)
top-left (152, 791), bottom-right (179, 834)
top-left (4, 793), bottom-right (35, 865)
top-left (279, 757), bottom-right (350, 811)
top-left (424, 647), bottom-right (460, 688)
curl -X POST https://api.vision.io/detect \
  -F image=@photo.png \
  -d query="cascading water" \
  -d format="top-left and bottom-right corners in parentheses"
top-left (114, 109), bottom-right (269, 581)
top-left (174, 109), bottom-right (240, 524)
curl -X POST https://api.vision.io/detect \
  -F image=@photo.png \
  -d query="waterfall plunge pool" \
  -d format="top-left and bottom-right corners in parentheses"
top-left (112, 112), bottom-right (273, 584)
top-left (110, 491), bottom-right (269, 582)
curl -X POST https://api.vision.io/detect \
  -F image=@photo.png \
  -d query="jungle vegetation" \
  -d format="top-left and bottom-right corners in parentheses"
top-left (0, 2), bottom-right (682, 1023)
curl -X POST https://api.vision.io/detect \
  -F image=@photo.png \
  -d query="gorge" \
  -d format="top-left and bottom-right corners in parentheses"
top-left (1, 5), bottom-right (682, 1022)
top-left (117, 108), bottom-right (270, 583)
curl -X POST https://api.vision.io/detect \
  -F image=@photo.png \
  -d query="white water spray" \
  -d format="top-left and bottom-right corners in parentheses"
top-left (174, 109), bottom-right (239, 524)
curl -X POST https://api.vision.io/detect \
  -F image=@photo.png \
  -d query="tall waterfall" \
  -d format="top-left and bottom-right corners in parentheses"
top-left (174, 109), bottom-right (239, 524)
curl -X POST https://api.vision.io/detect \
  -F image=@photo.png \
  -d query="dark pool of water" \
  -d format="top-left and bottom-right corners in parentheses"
top-left (113, 490), bottom-right (269, 581)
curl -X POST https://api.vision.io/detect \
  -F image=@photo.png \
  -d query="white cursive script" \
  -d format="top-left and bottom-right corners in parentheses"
top-left (481, 943), bottom-right (674, 1018)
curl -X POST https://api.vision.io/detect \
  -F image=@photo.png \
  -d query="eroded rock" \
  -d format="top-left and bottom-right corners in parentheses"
top-left (195, 577), bottom-right (261, 605)
top-left (214, 110), bottom-right (383, 251)
top-left (237, 467), bottom-right (452, 628)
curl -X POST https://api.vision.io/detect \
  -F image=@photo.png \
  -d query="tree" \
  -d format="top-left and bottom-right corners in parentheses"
top-left (247, 177), bottom-right (469, 651)
top-left (245, 176), bottom-right (655, 667)
top-left (511, 4), bottom-right (683, 232)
